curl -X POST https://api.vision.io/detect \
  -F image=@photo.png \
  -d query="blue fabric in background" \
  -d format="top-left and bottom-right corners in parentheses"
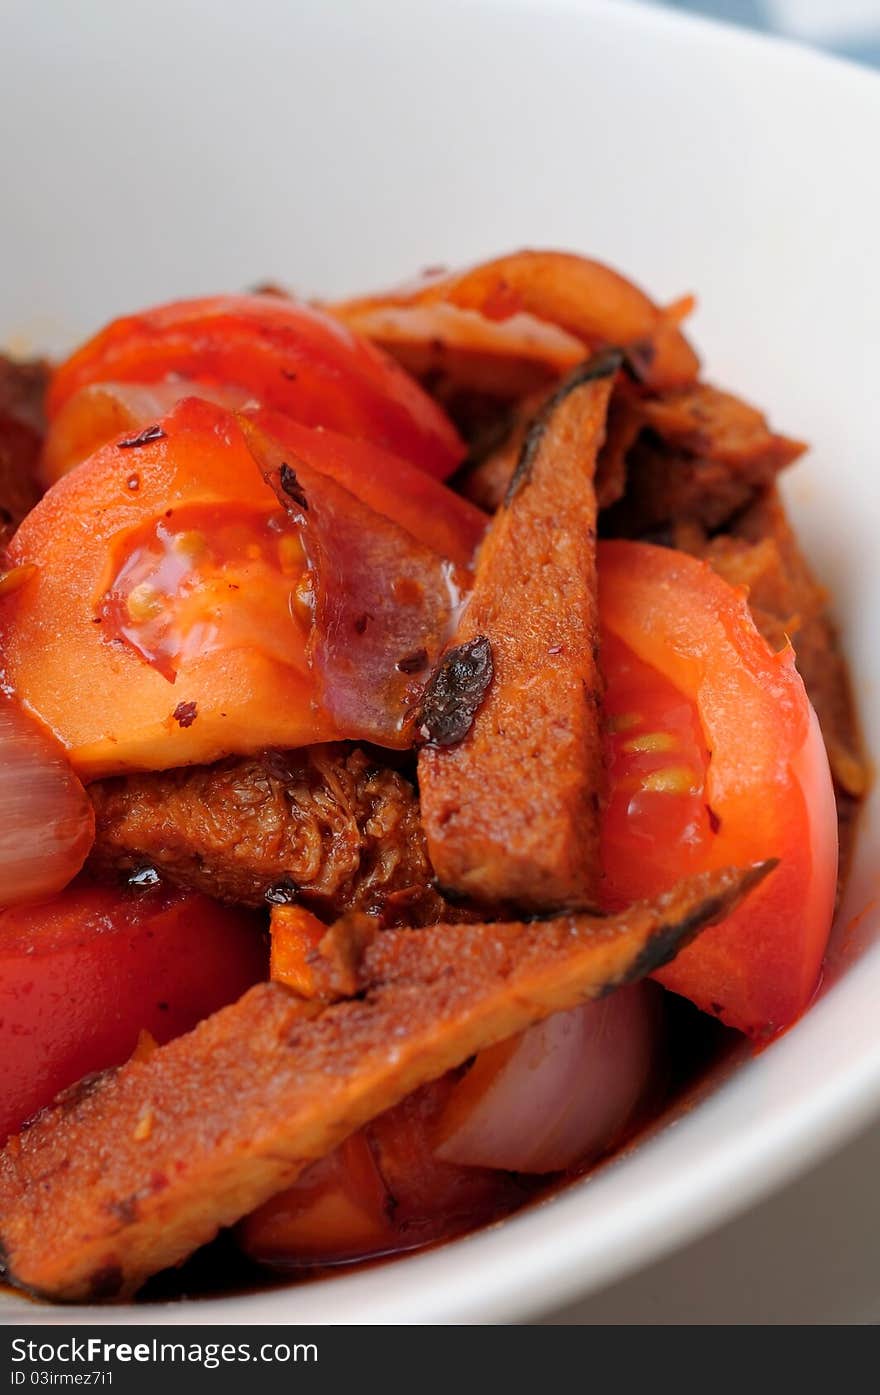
top-left (653, 0), bottom-right (880, 67)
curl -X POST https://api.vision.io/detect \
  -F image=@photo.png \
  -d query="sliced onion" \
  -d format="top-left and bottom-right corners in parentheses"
top-left (332, 303), bottom-right (585, 398)
top-left (434, 984), bottom-right (662, 1174)
top-left (0, 692), bottom-right (95, 906)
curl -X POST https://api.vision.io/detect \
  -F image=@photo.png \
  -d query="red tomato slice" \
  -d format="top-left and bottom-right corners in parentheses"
top-left (0, 883), bottom-right (266, 1143)
top-left (598, 540), bottom-right (838, 1037)
top-left (47, 295), bottom-right (465, 479)
top-left (1, 397), bottom-right (331, 777)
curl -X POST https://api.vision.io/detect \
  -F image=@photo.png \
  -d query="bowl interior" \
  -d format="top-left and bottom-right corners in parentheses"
top-left (2, 0), bottom-right (880, 1324)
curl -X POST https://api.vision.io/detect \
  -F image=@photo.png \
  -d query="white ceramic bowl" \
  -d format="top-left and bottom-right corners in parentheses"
top-left (2, 0), bottom-right (879, 1326)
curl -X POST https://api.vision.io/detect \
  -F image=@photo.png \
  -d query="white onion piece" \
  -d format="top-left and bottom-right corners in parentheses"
top-left (0, 692), bottom-right (95, 906)
top-left (434, 984), bottom-right (661, 1174)
top-left (343, 303), bottom-right (586, 366)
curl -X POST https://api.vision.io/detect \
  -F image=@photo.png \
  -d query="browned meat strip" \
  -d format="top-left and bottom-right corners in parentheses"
top-left (602, 382), bottom-right (804, 536)
top-left (457, 379), bottom-right (639, 515)
top-left (678, 488), bottom-right (867, 802)
top-left (458, 380), bottom-right (799, 536)
top-left (419, 357), bottom-right (615, 912)
top-left (0, 355), bottom-right (47, 547)
top-left (0, 863), bottom-right (768, 1302)
top-left (672, 486), bottom-right (868, 892)
top-left (88, 744), bottom-right (443, 924)
top-left (454, 389), bottom-right (546, 513)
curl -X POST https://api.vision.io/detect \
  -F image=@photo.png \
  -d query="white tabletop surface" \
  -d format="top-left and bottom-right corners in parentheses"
top-left (541, 1111), bottom-right (880, 1323)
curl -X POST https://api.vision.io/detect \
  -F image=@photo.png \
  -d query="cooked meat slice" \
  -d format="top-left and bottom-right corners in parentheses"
top-left (0, 356), bottom-right (48, 547)
top-left (459, 380), bottom-right (798, 533)
top-left (88, 744), bottom-right (443, 924)
top-left (455, 388), bottom-right (546, 513)
top-left (457, 379), bottom-right (639, 515)
top-left (0, 355), bottom-right (48, 435)
top-left (679, 487), bottom-right (867, 802)
top-left (418, 357), bottom-right (615, 913)
top-left (602, 382), bottom-right (804, 536)
top-left (673, 486), bottom-right (867, 893)
top-left (0, 863), bottom-right (769, 1302)
top-left (594, 382), bottom-right (643, 509)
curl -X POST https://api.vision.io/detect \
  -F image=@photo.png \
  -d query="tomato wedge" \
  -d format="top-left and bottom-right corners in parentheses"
top-left (0, 883), bottom-right (266, 1143)
top-left (47, 295), bottom-right (465, 479)
top-left (598, 541), bottom-right (838, 1037)
top-left (1, 397), bottom-right (330, 777)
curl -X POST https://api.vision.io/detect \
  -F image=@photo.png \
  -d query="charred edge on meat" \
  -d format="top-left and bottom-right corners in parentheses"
top-left (620, 339), bottom-right (656, 384)
top-left (504, 349), bottom-right (623, 505)
top-left (417, 636), bottom-right (494, 747)
top-left (602, 858), bottom-right (778, 994)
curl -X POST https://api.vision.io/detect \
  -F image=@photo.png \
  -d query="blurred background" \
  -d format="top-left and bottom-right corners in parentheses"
top-left (651, 0), bottom-right (880, 66)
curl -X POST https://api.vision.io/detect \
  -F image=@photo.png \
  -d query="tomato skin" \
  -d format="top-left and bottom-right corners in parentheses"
top-left (598, 541), bottom-right (838, 1037)
top-left (0, 883), bottom-right (266, 1143)
top-left (47, 295), bottom-right (465, 480)
top-left (246, 410), bottom-right (486, 568)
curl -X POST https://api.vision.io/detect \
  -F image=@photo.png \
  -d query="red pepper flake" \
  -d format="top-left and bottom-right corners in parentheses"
top-left (280, 368), bottom-right (298, 381)
top-left (706, 804), bottom-right (722, 834)
top-left (118, 424), bottom-right (167, 450)
top-left (126, 473), bottom-right (140, 491)
top-left (353, 613), bottom-right (370, 635)
top-left (481, 278), bottom-right (523, 321)
top-left (396, 647), bottom-right (428, 675)
top-left (547, 644), bottom-right (563, 656)
top-left (171, 701), bottom-right (198, 728)
top-left (279, 463), bottom-right (309, 510)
